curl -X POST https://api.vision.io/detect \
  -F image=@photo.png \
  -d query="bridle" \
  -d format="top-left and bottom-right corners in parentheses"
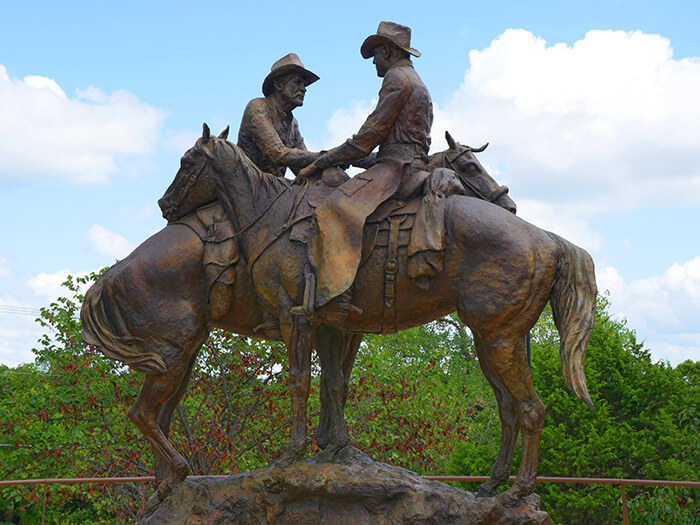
top-left (442, 146), bottom-right (508, 204)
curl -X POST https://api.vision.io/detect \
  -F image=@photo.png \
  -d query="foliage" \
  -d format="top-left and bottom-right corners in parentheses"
top-left (447, 296), bottom-right (699, 525)
top-left (344, 315), bottom-right (495, 475)
top-left (0, 273), bottom-right (290, 523)
top-left (1, 274), bottom-right (697, 524)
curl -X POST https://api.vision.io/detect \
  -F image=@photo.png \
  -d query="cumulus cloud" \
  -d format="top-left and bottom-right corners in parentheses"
top-left (0, 64), bottom-right (166, 184)
top-left (314, 99), bottom-right (375, 151)
top-left (26, 268), bottom-right (93, 301)
top-left (320, 29), bottom-right (700, 214)
top-left (516, 199), bottom-right (602, 252)
top-left (433, 29), bottom-right (700, 213)
top-left (597, 257), bottom-right (700, 364)
top-left (88, 224), bottom-right (133, 260)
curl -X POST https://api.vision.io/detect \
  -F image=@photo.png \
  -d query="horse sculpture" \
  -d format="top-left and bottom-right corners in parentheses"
top-left (81, 124), bottom-right (595, 507)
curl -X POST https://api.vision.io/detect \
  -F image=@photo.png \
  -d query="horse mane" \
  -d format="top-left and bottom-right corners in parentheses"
top-left (199, 137), bottom-right (291, 215)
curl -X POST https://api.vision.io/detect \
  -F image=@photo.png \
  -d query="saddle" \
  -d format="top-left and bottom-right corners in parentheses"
top-left (173, 203), bottom-right (238, 320)
top-left (171, 166), bottom-right (463, 324)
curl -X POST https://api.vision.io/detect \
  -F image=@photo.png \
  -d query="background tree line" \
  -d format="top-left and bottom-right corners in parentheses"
top-left (0, 272), bottom-right (697, 524)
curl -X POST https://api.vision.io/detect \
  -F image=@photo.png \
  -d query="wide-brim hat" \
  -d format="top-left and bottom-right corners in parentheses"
top-left (262, 53), bottom-right (319, 96)
top-left (360, 21), bottom-right (421, 59)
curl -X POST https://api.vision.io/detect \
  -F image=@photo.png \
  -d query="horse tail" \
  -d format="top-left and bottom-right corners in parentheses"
top-left (548, 233), bottom-right (597, 409)
top-left (81, 269), bottom-right (168, 375)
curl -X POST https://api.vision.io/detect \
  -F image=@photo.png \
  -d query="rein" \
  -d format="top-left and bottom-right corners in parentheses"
top-left (443, 149), bottom-right (499, 203)
top-left (197, 142), bottom-right (294, 242)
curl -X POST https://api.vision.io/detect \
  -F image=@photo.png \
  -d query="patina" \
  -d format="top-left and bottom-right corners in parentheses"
top-left (294, 22), bottom-right (434, 318)
top-left (237, 53), bottom-right (320, 178)
top-left (81, 21), bottom-right (597, 516)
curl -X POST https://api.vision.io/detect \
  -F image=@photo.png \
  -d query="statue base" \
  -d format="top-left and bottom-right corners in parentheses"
top-left (140, 447), bottom-right (550, 524)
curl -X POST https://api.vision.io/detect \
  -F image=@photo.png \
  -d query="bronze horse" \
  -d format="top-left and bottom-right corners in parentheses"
top-left (81, 125), bottom-right (595, 506)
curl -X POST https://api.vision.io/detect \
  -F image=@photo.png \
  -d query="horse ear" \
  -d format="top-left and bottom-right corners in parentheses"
top-left (218, 125), bottom-right (230, 140)
top-left (445, 131), bottom-right (457, 150)
top-left (202, 123), bottom-right (211, 142)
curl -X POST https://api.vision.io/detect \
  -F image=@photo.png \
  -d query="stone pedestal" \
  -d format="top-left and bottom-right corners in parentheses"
top-left (141, 447), bottom-right (550, 524)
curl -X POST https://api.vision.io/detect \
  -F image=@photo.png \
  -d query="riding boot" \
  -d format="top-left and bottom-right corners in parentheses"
top-left (291, 274), bottom-right (362, 323)
top-left (254, 311), bottom-right (281, 339)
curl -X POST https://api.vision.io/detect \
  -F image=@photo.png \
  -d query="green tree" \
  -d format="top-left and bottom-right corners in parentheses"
top-left (448, 296), bottom-right (699, 524)
top-left (345, 316), bottom-right (497, 474)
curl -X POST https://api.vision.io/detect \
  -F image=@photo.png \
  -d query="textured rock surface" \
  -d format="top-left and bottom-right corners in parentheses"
top-left (141, 448), bottom-right (550, 524)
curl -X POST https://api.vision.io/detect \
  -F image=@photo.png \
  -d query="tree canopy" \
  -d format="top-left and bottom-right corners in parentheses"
top-left (0, 277), bottom-right (697, 524)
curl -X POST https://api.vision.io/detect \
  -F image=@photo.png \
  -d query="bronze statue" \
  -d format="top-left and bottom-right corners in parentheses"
top-left (81, 21), bottom-right (596, 511)
top-left (82, 122), bottom-right (595, 508)
top-left (238, 53), bottom-right (321, 179)
top-left (292, 22), bottom-right (433, 321)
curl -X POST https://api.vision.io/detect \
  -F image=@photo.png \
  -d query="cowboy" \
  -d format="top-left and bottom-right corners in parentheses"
top-left (237, 53), bottom-right (321, 178)
top-left (235, 53), bottom-right (322, 337)
top-left (292, 22), bottom-right (433, 319)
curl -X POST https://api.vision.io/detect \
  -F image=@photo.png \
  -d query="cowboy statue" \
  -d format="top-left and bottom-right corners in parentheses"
top-left (238, 53), bottom-right (322, 178)
top-left (292, 21), bottom-right (433, 321)
top-left (237, 53), bottom-right (322, 335)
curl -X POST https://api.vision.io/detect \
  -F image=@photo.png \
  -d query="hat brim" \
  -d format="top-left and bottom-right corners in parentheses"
top-left (360, 35), bottom-right (421, 59)
top-left (262, 65), bottom-right (320, 96)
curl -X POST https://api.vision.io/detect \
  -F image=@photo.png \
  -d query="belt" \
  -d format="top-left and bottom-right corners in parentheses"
top-left (378, 143), bottom-right (428, 164)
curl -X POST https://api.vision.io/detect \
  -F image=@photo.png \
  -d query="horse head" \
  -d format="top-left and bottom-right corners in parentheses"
top-left (158, 124), bottom-right (229, 221)
top-left (437, 131), bottom-right (517, 215)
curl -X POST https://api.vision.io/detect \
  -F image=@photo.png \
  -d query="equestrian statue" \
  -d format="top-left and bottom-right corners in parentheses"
top-left (81, 21), bottom-right (596, 509)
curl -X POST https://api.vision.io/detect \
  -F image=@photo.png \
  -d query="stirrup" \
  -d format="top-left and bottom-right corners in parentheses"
top-left (290, 271), bottom-right (316, 318)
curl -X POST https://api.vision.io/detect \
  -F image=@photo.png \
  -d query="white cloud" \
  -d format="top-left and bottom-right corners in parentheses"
top-left (321, 29), bottom-right (700, 214)
top-left (0, 64), bottom-right (167, 184)
top-left (517, 199), bottom-right (602, 253)
top-left (26, 268), bottom-right (92, 301)
top-left (313, 99), bottom-right (375, 151)
top-left (431, 29), bottom-right (700, 213)
top-left (88, 224), bottom-right (133, 260)
top-left (597, 257), bottom-right (700, 364)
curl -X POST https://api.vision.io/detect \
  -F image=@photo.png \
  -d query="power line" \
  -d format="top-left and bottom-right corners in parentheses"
top-left (0, 304), bottom-right (43, 316)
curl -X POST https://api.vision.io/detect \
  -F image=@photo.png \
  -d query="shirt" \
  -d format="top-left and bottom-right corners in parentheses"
top-left (323, 58), bottom-right (433, 166)
top-left (237, 96), bottom-right (316, 177)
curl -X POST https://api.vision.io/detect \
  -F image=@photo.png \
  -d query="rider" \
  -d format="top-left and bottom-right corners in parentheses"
top-left (238, 53), bottom-right (321, 178)
top-left (237, 54), bottom-right (322, 336)
top-left (293, 22), bottom-right (433, 320)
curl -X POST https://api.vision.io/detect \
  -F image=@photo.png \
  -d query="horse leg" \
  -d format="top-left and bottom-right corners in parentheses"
top-left (470, 332), bottom-right (520, 499)
top-left (277, 313), bottom-right (314, 465)
top-left (474, 332), bottom-right (545, 505)
top-left (154, 346), bottom-right (203, 481)
top-left (128, 361), bottom-right (193, 500)
top-left (497, 337), bottom-right (546, 506)
top-left (316, 327), bottom-right (357, 451)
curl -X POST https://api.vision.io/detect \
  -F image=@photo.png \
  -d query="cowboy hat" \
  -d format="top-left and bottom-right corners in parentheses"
top-left (262, 53), bottom-right (319, 96)
top-left (360, 21), bottom-right (421, 59)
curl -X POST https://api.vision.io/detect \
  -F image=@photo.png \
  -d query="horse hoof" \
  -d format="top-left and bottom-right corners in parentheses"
top-left (276, 447), bottom-right (306, 467)
top-left (157, 480), bottom-right (172, 501)
top-left (316, 435), bottom-right (330, 450)
top-left (326, 437), bottom-right (353, 454)
top-left (498, 489), bottom-right (525, 508)
top-left (143, 492), bottom-right (162, 515)
top-left (476, 484), bottom-right (498, 499)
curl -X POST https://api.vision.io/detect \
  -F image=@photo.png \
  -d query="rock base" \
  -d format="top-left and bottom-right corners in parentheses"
top-left (141, 447), bottom-right (550, 524)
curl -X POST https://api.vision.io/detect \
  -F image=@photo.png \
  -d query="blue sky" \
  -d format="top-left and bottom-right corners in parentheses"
top-left (1, 0), bottom-right (699, 366)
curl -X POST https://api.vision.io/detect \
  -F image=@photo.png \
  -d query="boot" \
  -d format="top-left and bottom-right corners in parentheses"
top-left (254, 311), bottom-right (281, 339)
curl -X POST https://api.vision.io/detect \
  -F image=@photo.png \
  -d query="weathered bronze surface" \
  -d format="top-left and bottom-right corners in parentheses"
top-left (142, 448), bottom-right (551, 524)
top-left (237, 53), bottom-right (321, 179)
top-left (81, 21), bottom-right (597, 516)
